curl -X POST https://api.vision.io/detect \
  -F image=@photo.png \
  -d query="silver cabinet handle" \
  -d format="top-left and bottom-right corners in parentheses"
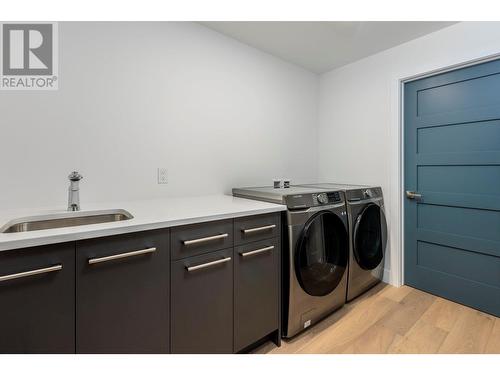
top-left (186, 257), bottom-right (231, 272)
top-left (406, 191), bottom-right (422, 200)
top-left (0, 264), bottom-right (62, 283)
top-left (240, 245), bottom-right (274, 257)
top-left (183, 233), bottom-right (228, 246)
top-left (242, 224), bottom-right (276, 234)
top-left (88, 247), bottom-right (156, 265)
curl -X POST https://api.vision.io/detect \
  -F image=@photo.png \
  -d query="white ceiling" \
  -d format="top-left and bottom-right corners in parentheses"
top-left (201, 22), bottom-right (457, 73)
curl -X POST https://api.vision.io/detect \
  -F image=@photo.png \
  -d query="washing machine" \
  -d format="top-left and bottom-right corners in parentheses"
top-left (232, 186), bottom-right (349, 338)
top-left (299, 184), bottom-right (387, 301)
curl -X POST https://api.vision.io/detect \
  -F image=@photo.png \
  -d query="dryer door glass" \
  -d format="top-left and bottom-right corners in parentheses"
top-left (353, 203), bottom-right (387, 270)
top-left (295, 211), bottom-right (348, 296)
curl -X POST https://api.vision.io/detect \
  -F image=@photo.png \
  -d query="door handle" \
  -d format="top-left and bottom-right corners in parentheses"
top-left (183, 233), bottom-right (228, 246)
top-left (0, 264), bottom-right (62, 283)
top-left (88, 247), bottom-right (156, 265)
top-left (186, 257), bottom-right (231, 272)
top-left (240, 245), bottom-right (274, 257)
top-left (242, 224), bottom-right (276, 234)
top-left (406, 191), bottom-right (422, 200)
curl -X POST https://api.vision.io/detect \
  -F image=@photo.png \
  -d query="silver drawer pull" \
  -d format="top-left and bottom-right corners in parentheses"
top-left (242, 224), bottom-right (276, 234)
top-left (183, 233), bottom-right (228, 246)
top-left (88, 247), bottom-right (156, 265)
top-left (0, 264), bottom-right (62, 283)
top-left (240, 246), bottom-right (274, 257)
top-left (186, 257), bottom-right (231, 272)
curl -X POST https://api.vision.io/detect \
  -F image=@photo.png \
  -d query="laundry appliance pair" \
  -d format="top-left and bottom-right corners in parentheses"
top-left (233, 183), bottom-right (387, 338)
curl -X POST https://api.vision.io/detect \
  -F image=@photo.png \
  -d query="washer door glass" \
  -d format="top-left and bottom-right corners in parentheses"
top-left (353, 203), bottom-right (387, 270)
top-left (295, 211), bottom-right (348, 297)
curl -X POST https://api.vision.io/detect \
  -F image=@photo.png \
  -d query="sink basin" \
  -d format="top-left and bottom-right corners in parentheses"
top-left (1, 209), bottom-right (134, 233)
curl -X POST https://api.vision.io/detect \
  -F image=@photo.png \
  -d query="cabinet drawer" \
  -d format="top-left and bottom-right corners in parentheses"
top-left (0, 243), bottom-right (75, 354)
top-left (234, 213), bottom-right (280, 245)
top-left (171, 219), bottom-right (233, 260)
top-left (171, 248), bottom-right (233, 353)
top-left (234, 238), bottom-right (279, 352)
top-left (76, 229), bottom-right (170, 354)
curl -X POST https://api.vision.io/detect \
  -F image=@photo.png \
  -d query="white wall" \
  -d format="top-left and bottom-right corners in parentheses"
top-left (0, 22), bottom-right (319, 210)
top-left (317, 22), bottom-right (500, 285)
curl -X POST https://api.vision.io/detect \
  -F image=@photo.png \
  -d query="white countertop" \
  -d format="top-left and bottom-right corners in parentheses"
top-left (0, 195), bottom-right (286, 251)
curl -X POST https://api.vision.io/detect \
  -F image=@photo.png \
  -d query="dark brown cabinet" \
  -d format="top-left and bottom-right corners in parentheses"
top-left (76, 230), bottom-right (170, 353)
top-left (0, 212), bottom-right (281, 354)
top-left (234, 213), bottom-right (280, 245)
top-left (234, 238), bottom-right (280, 352)
top-left (171, 213), bottom-right (281, 353)
top-left (171, 248), bottom-right (233, 353)
top-left (171, 219), bottom-right (233, 260)
top-left (0, 243), bottom-right (75, 353)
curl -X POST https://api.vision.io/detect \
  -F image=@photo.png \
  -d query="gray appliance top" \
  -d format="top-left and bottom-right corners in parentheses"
top-left (232, 185), bottom-right (345, 209)
top-left (297, 183), bottom-right (370, 191)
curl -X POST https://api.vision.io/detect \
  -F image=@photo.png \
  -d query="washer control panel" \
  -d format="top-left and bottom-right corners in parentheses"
top-left (286, 191), bottom-right (344, 209)
top-left (313, 191), bottom-right (343, 206)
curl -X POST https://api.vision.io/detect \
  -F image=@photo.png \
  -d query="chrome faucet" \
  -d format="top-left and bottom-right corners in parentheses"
top-left (68, 171), bottom-right (83, 211)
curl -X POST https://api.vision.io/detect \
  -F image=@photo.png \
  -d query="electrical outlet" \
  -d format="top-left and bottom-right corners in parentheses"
top-left (157, 168), bottom-right (168, 184)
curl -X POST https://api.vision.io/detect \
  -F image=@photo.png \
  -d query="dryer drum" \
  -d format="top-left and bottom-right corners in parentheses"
top-left (294, 211), bottom-right (348, 297)
top-left (353, 204), bottom-right (387, 270)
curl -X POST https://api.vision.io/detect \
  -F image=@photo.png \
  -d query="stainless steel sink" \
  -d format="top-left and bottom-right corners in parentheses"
top-left (1, 209), bottom-right (134, 233)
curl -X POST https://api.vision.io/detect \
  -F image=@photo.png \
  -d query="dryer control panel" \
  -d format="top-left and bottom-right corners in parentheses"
top-left (345, 187), bottom-right (383, 201)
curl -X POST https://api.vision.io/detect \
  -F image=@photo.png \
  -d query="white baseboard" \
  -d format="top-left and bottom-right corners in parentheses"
top-left (382, 268), bottom-right (395, 286)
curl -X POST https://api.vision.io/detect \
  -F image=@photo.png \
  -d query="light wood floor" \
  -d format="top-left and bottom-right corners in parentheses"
top-left (253, 283), bottom-right (500, 354)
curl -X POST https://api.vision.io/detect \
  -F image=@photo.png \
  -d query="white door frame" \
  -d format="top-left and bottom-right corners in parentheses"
top-left (391, 52), bottom-right (500, 287)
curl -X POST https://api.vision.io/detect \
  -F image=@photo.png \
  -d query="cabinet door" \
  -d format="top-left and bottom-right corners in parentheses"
top-left (76, 230), bottom-right (169, 353)
top-left (171, 248), bottom-right (233, 353)
top-left (234, 213), bottom-right (280, 245)
top-left (0, 243), bottom-right (75, 353)
top-left (171, 219), bottom-right (233, 260)
top-left (234, 238), bottom-right (279, 352)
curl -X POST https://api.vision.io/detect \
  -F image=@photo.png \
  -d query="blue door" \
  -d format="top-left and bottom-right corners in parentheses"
top-left (404, 59), bottom-right (500, 317)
